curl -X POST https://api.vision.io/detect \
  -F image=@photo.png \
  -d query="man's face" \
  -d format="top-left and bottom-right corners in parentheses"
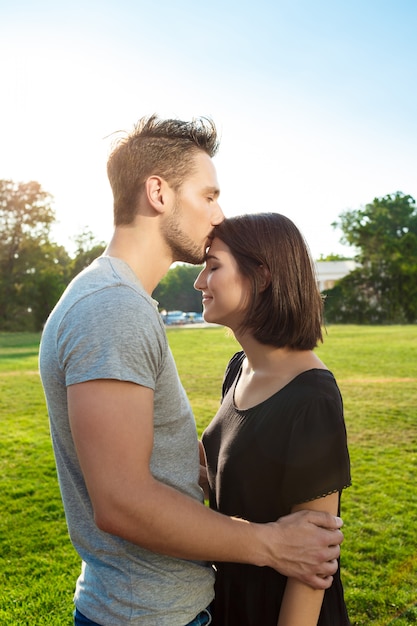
top-left (161, 151), bottom-right (224, 264)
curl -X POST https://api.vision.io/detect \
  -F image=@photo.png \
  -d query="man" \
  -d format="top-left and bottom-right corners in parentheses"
top-left (39, 115), bottom-right (344, 626)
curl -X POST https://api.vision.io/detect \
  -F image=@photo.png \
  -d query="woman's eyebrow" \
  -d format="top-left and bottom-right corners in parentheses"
top-left (205, 253), bottom-right (220, 262)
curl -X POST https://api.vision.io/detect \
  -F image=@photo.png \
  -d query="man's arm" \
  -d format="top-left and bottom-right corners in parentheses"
top-left (67, 379), bottom-right (343, 590)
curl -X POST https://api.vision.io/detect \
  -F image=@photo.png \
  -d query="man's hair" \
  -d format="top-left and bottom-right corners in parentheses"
top-left (212, 213), bottom-right (324, 349)
top-left (107, 114), bottom-right (220, 225)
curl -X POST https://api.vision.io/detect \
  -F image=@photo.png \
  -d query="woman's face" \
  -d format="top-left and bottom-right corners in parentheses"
top-left (194, 237), bottom-right (251, 330)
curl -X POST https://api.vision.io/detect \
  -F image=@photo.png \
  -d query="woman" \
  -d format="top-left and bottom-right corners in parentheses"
top-left (194, 213), bottom-right (351, 626)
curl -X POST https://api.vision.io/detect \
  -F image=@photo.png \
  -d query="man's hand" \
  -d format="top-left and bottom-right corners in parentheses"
top-left (258, 510), bottom-right (344, 590)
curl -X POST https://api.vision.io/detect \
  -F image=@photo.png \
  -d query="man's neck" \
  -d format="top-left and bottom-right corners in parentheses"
top-left (103, 224), bottom-right (173, 294)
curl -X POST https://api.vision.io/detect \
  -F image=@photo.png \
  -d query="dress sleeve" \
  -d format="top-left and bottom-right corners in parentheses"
top-left (221, 351), bottom-right (245, 400)
top-left (281, 393), bottom-right (351, 509)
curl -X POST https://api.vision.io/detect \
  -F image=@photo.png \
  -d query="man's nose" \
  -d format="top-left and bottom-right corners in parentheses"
top-left (212, 202), bottom-right (225, 225)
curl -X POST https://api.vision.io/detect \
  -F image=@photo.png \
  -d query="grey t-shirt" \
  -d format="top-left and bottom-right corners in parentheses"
top-left (39, 256), bottom-right (214, 625)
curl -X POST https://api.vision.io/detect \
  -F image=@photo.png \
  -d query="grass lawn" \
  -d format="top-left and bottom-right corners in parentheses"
top-left (1, 326), bottom-right (416, 625)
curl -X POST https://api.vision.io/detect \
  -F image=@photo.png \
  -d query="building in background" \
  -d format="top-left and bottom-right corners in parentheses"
top-left (315, 260), bottom-right (358, 292)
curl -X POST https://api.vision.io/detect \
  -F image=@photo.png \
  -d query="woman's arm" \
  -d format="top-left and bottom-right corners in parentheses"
top-left (277, 492), bottom-right (340, 626)
top-left (199, 440), bottom-right (210, 500)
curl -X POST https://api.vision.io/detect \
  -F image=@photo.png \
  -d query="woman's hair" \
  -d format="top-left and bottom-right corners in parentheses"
top-left (107, 114), bottom-right (219, 226)
top-left (212, 213), bottom-right (324, 349)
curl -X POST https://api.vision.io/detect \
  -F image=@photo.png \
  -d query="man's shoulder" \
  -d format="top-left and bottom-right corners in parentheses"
top-left (45, 257), bottom-right (162, 340)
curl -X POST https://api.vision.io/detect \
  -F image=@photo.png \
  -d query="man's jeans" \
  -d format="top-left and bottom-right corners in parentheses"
top-left (74, 606), bottom-right (212, 625)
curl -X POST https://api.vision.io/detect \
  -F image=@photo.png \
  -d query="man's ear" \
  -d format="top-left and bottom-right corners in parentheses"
top-left (145, 176), bottom-right (167, 214)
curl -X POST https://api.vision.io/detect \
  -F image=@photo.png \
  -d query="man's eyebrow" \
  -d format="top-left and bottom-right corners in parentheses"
top-left (203, 186), bottom-right (220, 197)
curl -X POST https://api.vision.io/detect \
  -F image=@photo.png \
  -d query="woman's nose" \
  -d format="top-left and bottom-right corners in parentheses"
top-left (194, 270), bottom-right (205, 291)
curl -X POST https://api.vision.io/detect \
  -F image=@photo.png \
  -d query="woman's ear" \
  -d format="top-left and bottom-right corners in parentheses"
top-left (258, 264), bottom-right (271, 292)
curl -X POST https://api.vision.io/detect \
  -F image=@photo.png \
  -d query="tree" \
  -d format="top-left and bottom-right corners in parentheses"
top-left (23, 239), bottom-right (71, 331)
top-left (153, 264), bottom-right (204, 312)
top-left (317, 253), bottom-right (352, 262)
top-left (68, 229), bottom-right (106, 280)
top-left (326, 192), bottom-right (417, 323)
top-left (0, 180), bottom-right (70, 330)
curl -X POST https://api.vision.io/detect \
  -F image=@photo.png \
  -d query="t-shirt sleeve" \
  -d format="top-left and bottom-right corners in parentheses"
top-left (57, 285), bottom-right (165, 389)
top-left (282, 393), bottom-right (351, 509)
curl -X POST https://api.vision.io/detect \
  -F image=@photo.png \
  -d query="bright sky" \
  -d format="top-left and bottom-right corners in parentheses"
top-left (1, 0), bottom-right (416, 258)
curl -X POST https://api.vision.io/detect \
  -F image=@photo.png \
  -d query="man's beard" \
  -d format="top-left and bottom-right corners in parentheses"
top-left (161, 201), bottom-right (208, 265)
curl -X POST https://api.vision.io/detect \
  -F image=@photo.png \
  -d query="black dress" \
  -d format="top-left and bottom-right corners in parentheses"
top-left (202, 351), bottom-right (351, 626)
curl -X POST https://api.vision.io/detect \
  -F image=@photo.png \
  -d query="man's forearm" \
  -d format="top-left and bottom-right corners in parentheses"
top-left (93, 475), bottom-right (343, 590)
top-left (94, 474), bottom-right (267, 565)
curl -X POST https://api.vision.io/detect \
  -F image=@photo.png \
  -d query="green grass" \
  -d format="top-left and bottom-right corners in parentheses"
top-left (1, 327), bottom-right (416, 625)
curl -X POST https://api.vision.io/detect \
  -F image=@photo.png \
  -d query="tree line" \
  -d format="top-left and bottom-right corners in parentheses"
top-left (324, 191), bottom-right (417, 324)
top-left (0, 179), bottom-right (416, 331)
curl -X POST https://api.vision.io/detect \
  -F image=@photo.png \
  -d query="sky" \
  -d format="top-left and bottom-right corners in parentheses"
top-left (1, 0), bottom-right (416, 259)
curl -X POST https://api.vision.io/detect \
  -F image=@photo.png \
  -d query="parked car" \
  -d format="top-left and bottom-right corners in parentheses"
top-left (162, 311), bottom-right (205, 325)
top-left (163, 311), bottom-right (185, 325)
top-left (181, 312), bottom-right (204, 323)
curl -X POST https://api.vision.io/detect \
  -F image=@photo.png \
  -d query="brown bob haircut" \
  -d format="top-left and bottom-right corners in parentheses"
top-left (212, 212), bottom-right (324, 350)
top-left (107, 114), bottom-right (219, 226)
